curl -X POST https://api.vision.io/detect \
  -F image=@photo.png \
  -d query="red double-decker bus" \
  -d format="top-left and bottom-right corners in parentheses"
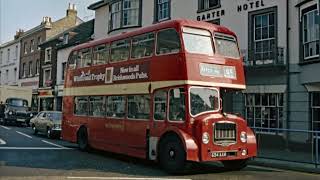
top-left (62, 19), bottom-right (257, 173)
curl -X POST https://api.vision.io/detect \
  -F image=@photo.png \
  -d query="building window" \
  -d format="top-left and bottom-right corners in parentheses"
top-left (245, 93), bottom-right (284, 133)
top-left (198, 0), bottom-right (220, 12)
top-left (0, 51), bottom-right (2, 64)
top-left (28, 61), bottom-right (33, 76)
top-left (37, 36), bottom-right (42, 50)
top-left (63, 34), bottom-right (69, 45)
top-left (248, 7), bottom-right (278, 66)
top-left (5, 70), bottom-right (8, 84)
top-left (7, 49), bottom-right (10, 63)
top-left (110, 0), bottom-right (140, 30)
top-left (302, 8), bottom-right (319, 61)
top-left (14, 68), bottom-right (17, 83)
top-left (15, 45), bottom-right (18, 60)
top-left (62, 62), bottom-right (66, 80)
top-left (24, 42), bottom-right (28, 54)
top-left (22, 63), bottom-right (26, 77)
top-left (36, 59), bottom-right (40, 75)
top-left (155, 0), bottom-right (170, 22)
top-left (311, 92), bottom-right (320, 131)
top-left (45, 47), bottom-right (52, 62)
top-left (0, 71), bottom-right (2, 85)
top-left (30, 39), bottom-right (34, 52)
top-left (43, 68), bottom-right (51, 87)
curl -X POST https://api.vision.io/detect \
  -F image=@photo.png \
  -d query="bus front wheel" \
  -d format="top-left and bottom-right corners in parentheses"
top-left (77, 127), bottom-right (90, 151)
top-left (158, 135), bottom-right (186, 174)
top-left (222, 159), bottom-right (248, 171)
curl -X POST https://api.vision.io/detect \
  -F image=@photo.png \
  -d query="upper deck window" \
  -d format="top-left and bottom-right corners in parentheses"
top-left (110, 39), bottom-right (130, 62)
top-left (214, 33), bottom-right (240, 59)
top-left (156, 29), bottom-right (181, 55)
top-left (68, 51), bottom-right (77, 70)
top-left (190, 87), bottom-right (219, 116)
top-left (182, 27), bottom-right (213, 56)
top-left (131, 32), bottom-right (155, 59)
top-left (93, 44), bottom-right (109, 65)
top-left (78, 48), bottom-right (92, 68)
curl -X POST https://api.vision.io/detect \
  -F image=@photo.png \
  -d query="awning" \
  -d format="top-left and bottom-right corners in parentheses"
top-left (305, 83), bottom-right (320, 92)
top-left (243, 85), bottom-right (287, 93)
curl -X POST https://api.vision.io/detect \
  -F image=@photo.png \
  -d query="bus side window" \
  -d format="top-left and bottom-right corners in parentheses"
top-left (106, 96), bottom-right (126, 118)
top-left (154, 90), bottom-right (167, 121)
top-left (93, 44), bottom-right (109, 65)
top-left (169, 88), bottom-right (186, 121)
top-left (110, 39), bottom-right (130, 63)
top-left (79, 48), bottom-right (92, 68)
top-left (131, 33), bottom-right (155, 59)
top-left (74, 97), bottom-right (89, 116)
top-left (156, 29), bottom-right (181, 55)
top-left (128, 95), bottom-right (150, 120)
top-left (89, 96), bottom-right (105, 117)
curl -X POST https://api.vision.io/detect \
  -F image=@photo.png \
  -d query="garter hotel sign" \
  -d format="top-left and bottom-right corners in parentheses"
top-left (197, 0), bottom-right (266, 22)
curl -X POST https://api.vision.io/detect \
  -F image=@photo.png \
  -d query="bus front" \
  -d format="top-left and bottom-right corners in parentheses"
top-left (181, 24), bottom-right (257, 169)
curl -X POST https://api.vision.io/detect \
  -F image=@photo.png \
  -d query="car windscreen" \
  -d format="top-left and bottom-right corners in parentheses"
top-left (47, 112), bottom-right (62, 121)
top-left (182, 27), bottom-right (214, 56)
top-left (7, 99), bottom-right (28, 107)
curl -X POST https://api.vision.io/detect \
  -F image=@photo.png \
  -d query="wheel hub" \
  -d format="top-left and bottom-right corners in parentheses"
top-left (169, 149), bottom-right (175, 158)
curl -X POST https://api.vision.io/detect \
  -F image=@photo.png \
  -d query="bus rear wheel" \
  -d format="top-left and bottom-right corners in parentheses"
top-left (77, 127), bottom-right (90, 151)
top-left (158, 136), bottom-right (186, 174)
top-left (222, 159), bottom-right (248, 171)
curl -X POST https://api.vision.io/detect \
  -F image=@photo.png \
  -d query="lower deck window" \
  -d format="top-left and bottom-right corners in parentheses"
top-left (169, 88), bottom-right (186, 121)
top-left (128, 95), bottom-right (150, 120)
top-left (106, 96), bottom-right (126, 118)
top-left (89, 96), bottom-right (105, 117)
top-left (74, 97), bottom-right (89, 116)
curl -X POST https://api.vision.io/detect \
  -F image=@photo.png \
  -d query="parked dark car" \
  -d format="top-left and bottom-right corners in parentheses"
top-left (2, 98), bottom-right (35, 126)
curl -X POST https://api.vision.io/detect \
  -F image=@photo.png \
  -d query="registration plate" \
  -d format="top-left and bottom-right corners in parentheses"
top-left (211, 151), bottom-right (227, 158)
top-left (17, 119), bottom-right (25, 122)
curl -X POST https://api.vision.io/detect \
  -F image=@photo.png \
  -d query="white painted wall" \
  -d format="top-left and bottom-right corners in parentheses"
top-left (0, 40), bottom-right (20, 86)
top-left (92, 0), bottom-right (288, 59)
top-left (57, 47), bottom-right (73, 85)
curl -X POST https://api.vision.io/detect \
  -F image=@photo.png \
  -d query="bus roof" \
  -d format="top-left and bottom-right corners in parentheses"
top-left (71, 19), bottom-right (236, 52)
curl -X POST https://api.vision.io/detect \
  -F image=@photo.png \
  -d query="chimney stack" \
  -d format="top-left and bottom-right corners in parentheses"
top-left (66, 3), bottom-right (77, 17)
top-left (14, 29), bottom-right (24, 40)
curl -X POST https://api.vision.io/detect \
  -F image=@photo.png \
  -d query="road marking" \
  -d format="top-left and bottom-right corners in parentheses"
top-left (0, 125), bottom-right (10, 130)
top-left (16, 131), bottom-right (32, 139)
top-left (41, 140), bottom-right (70, 149)
top-left (0, 147), bottom-right (74, 150)
top-left (67, 177), bottom-right (192, 180)
top-left (0, 138), bottom-right (6, 145)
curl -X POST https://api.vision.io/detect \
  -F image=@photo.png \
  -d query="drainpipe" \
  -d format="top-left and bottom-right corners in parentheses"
top-left (286, 0), bottom-right (290, 148)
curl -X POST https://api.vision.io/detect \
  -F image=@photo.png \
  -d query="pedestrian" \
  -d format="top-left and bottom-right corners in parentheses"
top-left (0, 101), bottom-right (5, 121)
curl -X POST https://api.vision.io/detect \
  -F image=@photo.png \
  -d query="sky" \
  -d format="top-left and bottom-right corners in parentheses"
top-left (0, 0), bottom-right (98, 44)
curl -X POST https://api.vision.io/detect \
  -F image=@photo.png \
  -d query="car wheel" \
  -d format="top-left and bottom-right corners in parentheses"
top-left (158, 135), bottom-right (186, 174)
top-left (32, 125), bottom-right (38, 135)
top-left (77, 127), bottom-right (90, 151)
top-left (222, 159), bottom-right (248, 171)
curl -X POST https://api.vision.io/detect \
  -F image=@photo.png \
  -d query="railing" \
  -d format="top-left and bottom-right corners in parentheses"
top-left (241, 47), bottom-right (285, 67)
top-left (251, 127), bottom-right (320, 168)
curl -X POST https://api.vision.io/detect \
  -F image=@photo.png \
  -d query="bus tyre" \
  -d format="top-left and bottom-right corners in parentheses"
top-left (158, 136), bottom-right (186, 174)
top-left (32, 125), bottom-right (38, 135)
top-left (77, 127), bottom-right (90, 151)
top-left (222, 159), bottom-right (248, 171)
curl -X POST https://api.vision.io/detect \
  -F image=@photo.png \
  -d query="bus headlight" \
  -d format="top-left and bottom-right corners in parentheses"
top-left (30, 113), bottom-right (33, 117)
top-left (8, 111), bottom-right (13, 115)
top-left (240, 131), bottom-right (247, 143)
top-left (202, 132), bottom-right (210, 144)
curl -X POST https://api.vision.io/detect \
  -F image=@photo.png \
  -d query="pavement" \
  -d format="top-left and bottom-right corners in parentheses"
top-left (0, 125), bottom-right (320, 180)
